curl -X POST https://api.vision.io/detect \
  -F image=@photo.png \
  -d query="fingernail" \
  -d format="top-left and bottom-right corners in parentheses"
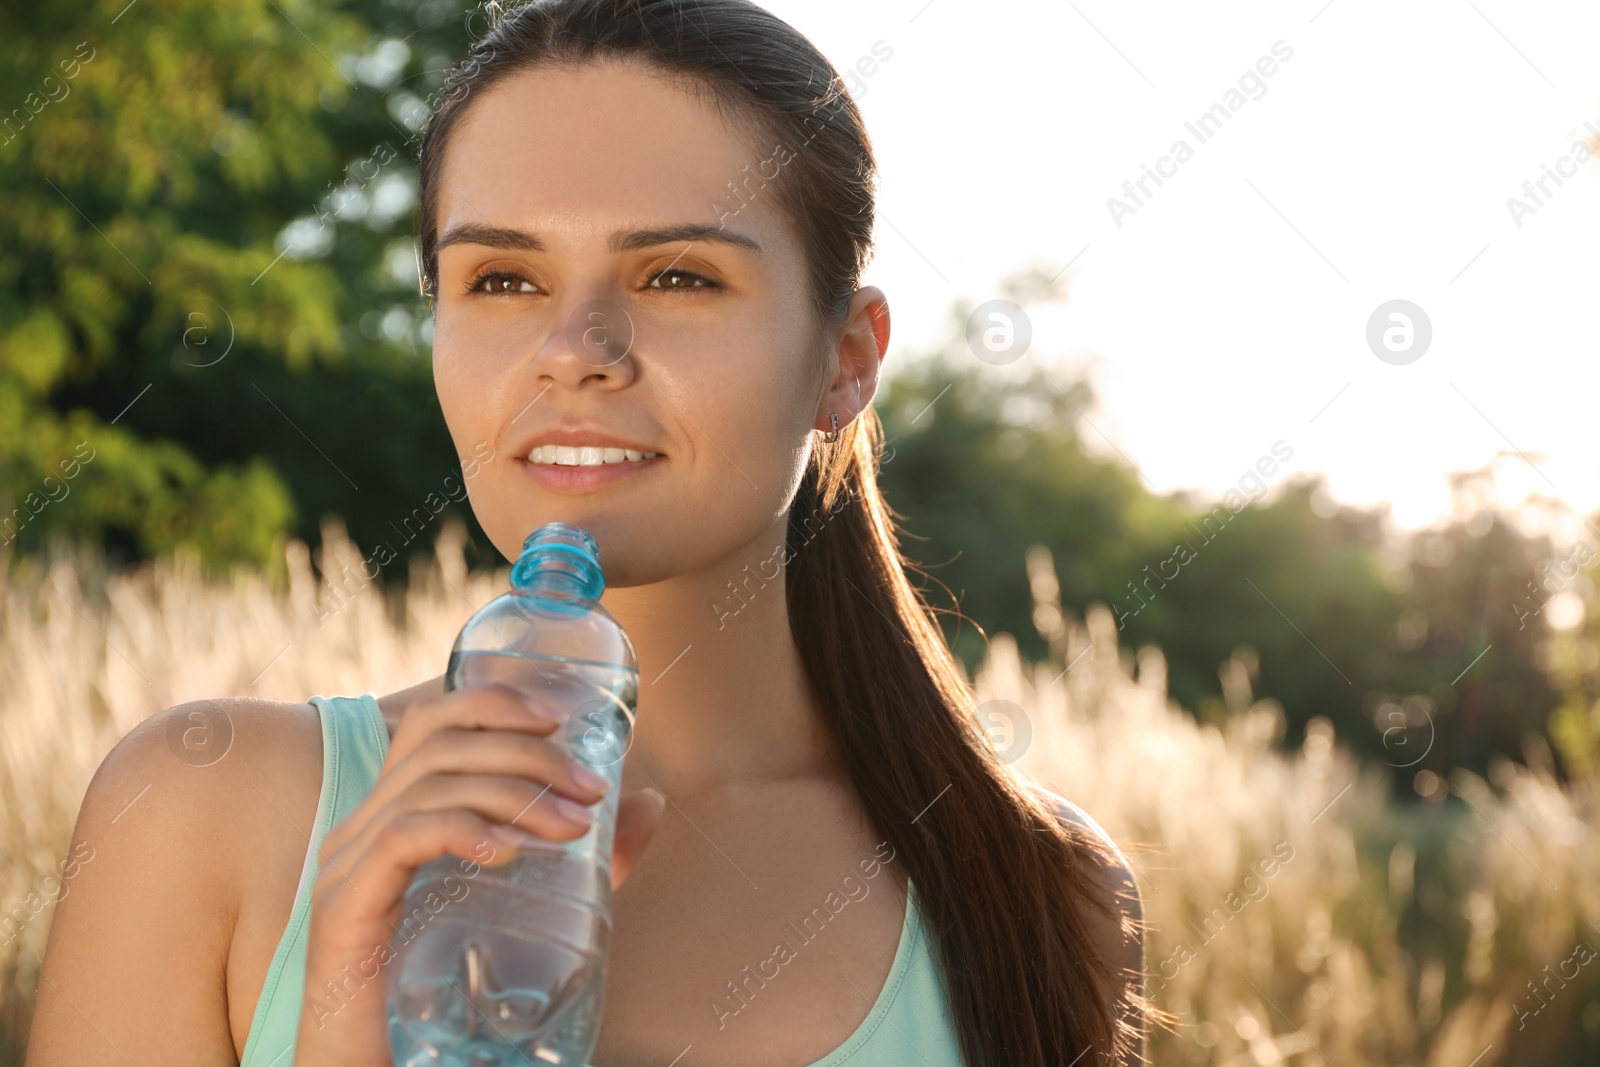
top-left (522, 697), bottom-right (559, 723)
top-left (569, 760), bottom-right (611, 794)
top-left (554, 796), bottom-right (594, 826)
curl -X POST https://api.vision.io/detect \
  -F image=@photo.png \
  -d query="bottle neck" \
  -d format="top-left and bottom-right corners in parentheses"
top-left (510, 524), bottom-right (605, 601)
top-left (516, 564), bottom-right (593, 599)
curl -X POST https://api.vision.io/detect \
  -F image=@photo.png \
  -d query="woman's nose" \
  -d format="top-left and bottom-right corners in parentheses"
top-left (530, 294), bottom-right (639, 390)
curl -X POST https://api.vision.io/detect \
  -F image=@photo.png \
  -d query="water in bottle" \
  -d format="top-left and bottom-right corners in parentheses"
top-left (386, 522), bottom-right (638, 1066)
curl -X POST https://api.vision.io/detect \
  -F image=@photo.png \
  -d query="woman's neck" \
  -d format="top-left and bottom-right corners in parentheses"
top-left (599, 536), bottom-right (842, 799)
top-left (389, 527), bottom-right (840, 796)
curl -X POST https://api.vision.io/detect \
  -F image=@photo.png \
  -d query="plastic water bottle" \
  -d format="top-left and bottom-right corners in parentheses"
top-left (385, 522), bottom-right (638, 1066)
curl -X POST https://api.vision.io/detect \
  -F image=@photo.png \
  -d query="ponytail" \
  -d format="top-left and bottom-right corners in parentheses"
top-left (785, 407), bottom-right (1148, 1063)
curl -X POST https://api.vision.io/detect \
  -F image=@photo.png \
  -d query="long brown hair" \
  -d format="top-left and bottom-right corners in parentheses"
top-left (415, 1), bottom-right (1149, 1061)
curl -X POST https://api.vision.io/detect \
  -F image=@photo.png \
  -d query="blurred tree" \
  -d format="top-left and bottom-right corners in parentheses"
top-left (1493, 482), bottom-right (1600, 778)
top-left (875, 289), bottom-right (1570, 780)
top-left (871, 346), bottom-right (1157, 670)
top-left (1376, 491), bottom-right (1564, 781)
top-left (1, 0), bottom-right (489, 576)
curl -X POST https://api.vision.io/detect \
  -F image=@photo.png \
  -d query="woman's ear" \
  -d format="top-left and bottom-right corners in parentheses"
top-left (814, 286), bottom-right (890, 433)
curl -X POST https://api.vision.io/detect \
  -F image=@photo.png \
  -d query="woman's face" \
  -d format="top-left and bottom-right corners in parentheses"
top-left (429, 59), bottom-right (884, 587)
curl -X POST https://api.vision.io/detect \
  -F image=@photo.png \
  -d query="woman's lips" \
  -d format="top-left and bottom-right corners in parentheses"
top-left (517, 454), bottom-right (664, 494)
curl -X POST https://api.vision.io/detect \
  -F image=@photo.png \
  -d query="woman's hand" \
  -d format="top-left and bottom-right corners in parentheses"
top-left (292, 684), bottom-right (664, 1067)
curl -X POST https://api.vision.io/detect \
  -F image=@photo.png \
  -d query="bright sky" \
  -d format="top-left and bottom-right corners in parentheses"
top-left (762, 0), bottom-right (1600, 541)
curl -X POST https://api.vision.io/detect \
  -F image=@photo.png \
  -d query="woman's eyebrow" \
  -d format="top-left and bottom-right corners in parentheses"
top-left (435, 221), bottom-right (763, 255)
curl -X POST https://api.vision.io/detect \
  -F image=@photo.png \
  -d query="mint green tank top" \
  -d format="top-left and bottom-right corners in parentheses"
top-left (238, 692), bottom-right (968, 1066)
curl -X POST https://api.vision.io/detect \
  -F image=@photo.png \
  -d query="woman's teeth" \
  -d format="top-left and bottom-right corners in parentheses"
top-left (526, 445), bottom-right (662, 466)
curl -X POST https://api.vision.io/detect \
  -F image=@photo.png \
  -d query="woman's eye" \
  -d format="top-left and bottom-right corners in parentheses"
top-left (647, 268), bottom-right (718, 291)
top-left (467, 270), bottom-right (536, 295)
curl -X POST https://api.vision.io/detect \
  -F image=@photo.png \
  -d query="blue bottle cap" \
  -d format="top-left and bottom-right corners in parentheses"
top-left (510, 522), bottom-right (604, 600)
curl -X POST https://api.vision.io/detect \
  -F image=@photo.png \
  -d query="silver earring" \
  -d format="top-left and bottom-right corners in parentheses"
top-left (823, 412), bottom-right (840, 442)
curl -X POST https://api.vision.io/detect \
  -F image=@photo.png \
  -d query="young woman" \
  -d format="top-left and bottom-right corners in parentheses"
top-left (26, 1), bottom-right (1149, 1064)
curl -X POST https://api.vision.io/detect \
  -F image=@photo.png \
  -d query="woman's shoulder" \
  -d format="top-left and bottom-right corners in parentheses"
top-left (89, 696), bottom-right (333, 908)
top-left (1024, 784), bottom-right (1126, 860)
top-left (105, 674), bottom-right (440, 803)
top-left (30, 697), bottom-right (331, 1061)
top-left (1020, 783), bottom-right (1145, 984)
top-left (111, 676), bottom-right (444, 819)
top-left (93, 696), bottom-right (325, 827)
top-left (114, 696), bottom-right (326, 789)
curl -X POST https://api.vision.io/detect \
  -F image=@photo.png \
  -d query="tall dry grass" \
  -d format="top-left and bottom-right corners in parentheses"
top-left (2, 522), bottom-right (1598, 1064)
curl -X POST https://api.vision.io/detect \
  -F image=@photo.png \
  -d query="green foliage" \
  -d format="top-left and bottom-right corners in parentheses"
top-left (1, 0), bottom-right (486, 570)
top-left (1536, 547), bottom-right (1600, 776)
top-left (873, 343), bottom-right (1153, 669)
top-left (876, 299), bottom-right (1574, 782)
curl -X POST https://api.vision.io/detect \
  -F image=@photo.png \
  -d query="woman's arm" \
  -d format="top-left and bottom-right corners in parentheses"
top-left (24, 699), bottom-right (307, 1065)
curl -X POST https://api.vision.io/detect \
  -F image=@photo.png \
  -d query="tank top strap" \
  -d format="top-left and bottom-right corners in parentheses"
top-left (318, 691), bottom-right (391, 824)
top-left (238, 692), bottom-right (391, 1067)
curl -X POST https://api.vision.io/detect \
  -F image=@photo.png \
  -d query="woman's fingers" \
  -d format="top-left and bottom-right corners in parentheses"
top-left (311, 807), bottom-right (510, 939)
top-left (321, 683), bottom-right (592, 856)
top-left (321, 758), bottom-right (612, 900)
top-left (394, 683), bottom-right (556, 739)
top-left (611, 787), bottom-right (667, 891)
top-left (294, 681), bottom-right (640, 1065)
top-left (384, 683), bottom-right (567, 778)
